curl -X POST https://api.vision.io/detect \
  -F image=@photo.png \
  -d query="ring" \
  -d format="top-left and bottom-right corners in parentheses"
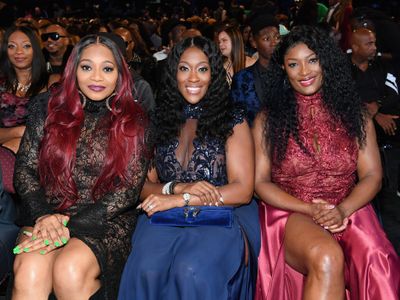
top-left (148, 204), bottom-right (155, 210)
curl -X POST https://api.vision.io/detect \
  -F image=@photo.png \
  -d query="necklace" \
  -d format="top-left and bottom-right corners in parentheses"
top-left (16, 81), bottom-right (31, 93)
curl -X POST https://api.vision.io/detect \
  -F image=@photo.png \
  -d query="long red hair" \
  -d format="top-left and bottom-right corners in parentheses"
top-left (39, 35), bottom-right (147, 210)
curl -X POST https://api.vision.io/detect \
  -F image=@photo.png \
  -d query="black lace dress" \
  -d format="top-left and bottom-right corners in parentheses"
top-left (14, 92), bottom-right (149, 299)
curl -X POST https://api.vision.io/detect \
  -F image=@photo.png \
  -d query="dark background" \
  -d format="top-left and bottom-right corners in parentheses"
top-left (5, 0), bottom-right (400, 19)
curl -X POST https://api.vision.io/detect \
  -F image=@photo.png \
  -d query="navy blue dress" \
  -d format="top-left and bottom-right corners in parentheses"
top-left (118, 106), bottom-right (260, 300)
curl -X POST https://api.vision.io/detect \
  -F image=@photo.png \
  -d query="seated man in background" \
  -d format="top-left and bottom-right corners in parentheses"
top-left (350, 27), bottom-right (400, 253)
top-left (41, 22), bottom-right (73, 78)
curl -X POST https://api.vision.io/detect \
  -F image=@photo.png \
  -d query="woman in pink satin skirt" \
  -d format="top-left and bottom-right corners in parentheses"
top-left (252, 25), bottom-right (400, 300)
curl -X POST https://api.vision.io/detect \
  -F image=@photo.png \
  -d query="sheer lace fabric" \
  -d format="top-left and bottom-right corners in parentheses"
top-left (272, 92), bottom-right (358, 205)
top-left (14, 92), bottom-right (149, 299)
top-left (155, 105), bottom-right (244, 185)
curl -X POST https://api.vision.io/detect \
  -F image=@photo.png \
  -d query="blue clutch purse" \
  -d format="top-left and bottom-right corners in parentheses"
top-left (150, 206), bottom-right (233, 228)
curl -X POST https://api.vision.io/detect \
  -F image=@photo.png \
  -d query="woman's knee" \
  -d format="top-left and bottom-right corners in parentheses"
top-left (13, 254), bottom-right (52, 291)
top-left (307, 241), bottom-right (344, 279)
top-left (53, 253), bottom-right (92, 292)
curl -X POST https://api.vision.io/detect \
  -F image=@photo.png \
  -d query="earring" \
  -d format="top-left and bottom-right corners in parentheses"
top-left (78, 90), bottom-right (87, 108)
top-left (283, 77), bottom-right (290, 90)
top-left (105, 93), bottom-right (116, 112)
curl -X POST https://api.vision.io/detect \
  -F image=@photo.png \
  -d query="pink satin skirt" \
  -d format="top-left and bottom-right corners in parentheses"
top-left (255, 202), bottom-right (400, 300)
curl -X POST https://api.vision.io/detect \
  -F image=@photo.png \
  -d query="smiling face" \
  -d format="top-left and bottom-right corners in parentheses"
top-left (76, 43), bottom-right (118, 101)
top-left (7, 31), bottom-right (33, 70)
top-left (218, 31), bottom-right (232, 58)
top-left (177, 46), bottom-right (211, 105)
top-left (283, 43), bottom-right (323, 96)
top-left (43, 24), bottom-right (69, 55)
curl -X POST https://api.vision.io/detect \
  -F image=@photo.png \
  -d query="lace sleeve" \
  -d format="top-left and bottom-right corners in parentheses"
top-left (14, 92), bottom-right (53, 226)
top-left (231, 106), bottom-right (246, 128)
top-left (67, 145), bottom-right (150, 238)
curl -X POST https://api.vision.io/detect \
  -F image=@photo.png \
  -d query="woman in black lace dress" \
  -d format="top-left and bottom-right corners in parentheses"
top-left (11, 34), bottom-right (149, 299)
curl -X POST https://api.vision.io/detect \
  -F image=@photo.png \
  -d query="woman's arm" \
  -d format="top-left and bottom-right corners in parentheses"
top-left (308, 118), bottom-right (381, 232)
top-left (217, 119), bottom-right (254, 205)
top-left (140, 119), bottom-right (255, 216)
top-left (0, 126), bottom-right (25, 145)
top-left (338, 118), bottom-right (382, 217)
top-left (252, 113), bottom-right (332, 215)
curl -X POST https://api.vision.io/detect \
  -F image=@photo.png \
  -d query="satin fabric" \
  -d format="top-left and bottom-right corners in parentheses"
top-left (256, 202), bottom-right (400, 300)
top-left (118, 205), bottom-right (256, 300)
top-left (118, 107), bottom-right (260, 299)
top-left (256, 92), bottom-right (400, 299)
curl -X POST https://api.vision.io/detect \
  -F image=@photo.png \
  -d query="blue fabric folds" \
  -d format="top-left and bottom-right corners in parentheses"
top-left (118, 108), bottom-right (260, 300)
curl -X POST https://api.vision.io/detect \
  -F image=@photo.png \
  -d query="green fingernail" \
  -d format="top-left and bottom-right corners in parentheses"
top-left (61, 237), bottom-right (68, 245)
top-left (62, 220), bottom-right (68, 227)
top-left (54, 241), bottom-right (61, 247)
top-left (44, 239), bottom-right (50, 246)
top-left (23, 247), bottom-right (30, 253)
top-left (31, 236), bottom-right (37, 241)
top-left (40, 250), bottom-right (46, 255)
top-left (13, 246), bottom-right (22, 254)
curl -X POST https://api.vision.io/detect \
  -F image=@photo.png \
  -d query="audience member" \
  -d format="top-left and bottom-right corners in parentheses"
top-left (349, 28), bottom-right (400, 252)
top-left (118, 36), bottom-right (260, 300)
top-left (230, 14), bottom-right (280, 125)
top-left (218, 25), bottom-right (256, 87)
top-left (41, 22), bottom-right (73, 77)
top-left (11, 34), bottom-right (149, 300)
top-left (253, 25), bottom-right (400, 299)
top-left (0, 25), bottom-right (49, 155)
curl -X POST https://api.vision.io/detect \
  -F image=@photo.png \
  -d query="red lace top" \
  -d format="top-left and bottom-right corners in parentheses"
top-left (272, 92), bottom-right (358, 205)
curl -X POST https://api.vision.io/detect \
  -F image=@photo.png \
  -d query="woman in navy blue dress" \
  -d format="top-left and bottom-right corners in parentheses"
top-left (118, 36), bottom-right (260, 300)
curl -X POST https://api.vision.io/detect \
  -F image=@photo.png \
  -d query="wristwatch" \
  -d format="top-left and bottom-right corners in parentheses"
top-left (183, 193), bottom-right (191, 206)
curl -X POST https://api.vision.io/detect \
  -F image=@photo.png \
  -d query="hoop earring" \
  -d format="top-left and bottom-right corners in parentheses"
top-left (78, 90), bottom-right (87, 108)
top-left (105, 93), bottom-right (116, 112)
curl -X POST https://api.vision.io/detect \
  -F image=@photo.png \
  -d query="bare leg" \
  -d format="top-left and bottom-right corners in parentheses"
top-left (284, 213), bottom-right (345, 300)
top-left (53, 238), bottom-right (101, 300)
top-left (12, 228), bottom-right (60, 300)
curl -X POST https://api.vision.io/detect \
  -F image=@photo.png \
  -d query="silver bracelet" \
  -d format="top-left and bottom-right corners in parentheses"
top-left (183, 193), bottom-right (191, 206)
top-left (162, 181), bottom-right (172, 195)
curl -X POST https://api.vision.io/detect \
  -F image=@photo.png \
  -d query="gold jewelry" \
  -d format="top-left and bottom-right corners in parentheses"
top-left (15, 81), bottom-right (31, 93)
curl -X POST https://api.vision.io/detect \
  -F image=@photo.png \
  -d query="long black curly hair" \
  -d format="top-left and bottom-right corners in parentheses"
top-left (262, 25), bottom-right (366, 163)
top-left (154, 36), bottom-right (234, 144)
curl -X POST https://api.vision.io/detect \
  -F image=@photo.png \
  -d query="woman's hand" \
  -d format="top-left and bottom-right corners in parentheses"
top-left (31, 214), bottom-right (70, 249)
top-left (310, 199), bottom-right (349, 233)
top-left (139, 194), bottom-right (192, 217)
top-left (13, 222), bottom-right (70, 255)
top-left (174, 181), bottom-right (221, 205)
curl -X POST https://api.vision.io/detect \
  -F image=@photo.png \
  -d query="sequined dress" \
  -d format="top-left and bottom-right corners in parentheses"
top-left (118, 105), bottom-right (260, 300)
top-left (255, 92), bottom-right (400, 300)
top-left (14, 92), bottom-right (149, 299)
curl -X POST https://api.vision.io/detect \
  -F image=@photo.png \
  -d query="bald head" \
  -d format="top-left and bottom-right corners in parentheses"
top-left (350, 28), bottom-right (376, 61)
